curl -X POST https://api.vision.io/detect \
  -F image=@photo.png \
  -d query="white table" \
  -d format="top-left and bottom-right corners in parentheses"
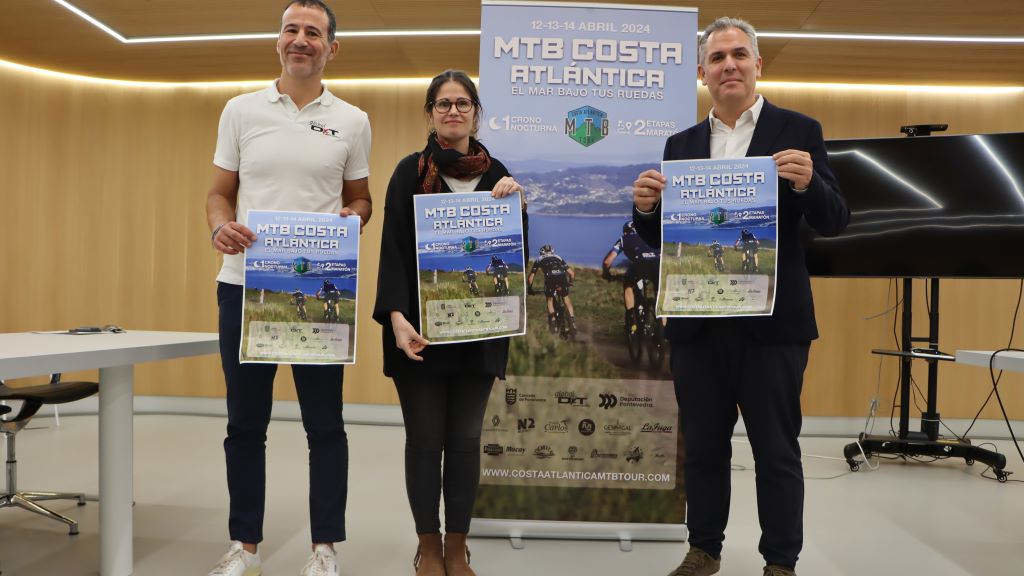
top-left (0, 331), bottom-right (219, 576)
top-left (955, 349), bottom-right (1024, 372)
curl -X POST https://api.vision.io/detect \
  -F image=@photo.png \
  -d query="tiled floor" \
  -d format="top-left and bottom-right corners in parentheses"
top-left (0, 415), bottom-right (1021, 575)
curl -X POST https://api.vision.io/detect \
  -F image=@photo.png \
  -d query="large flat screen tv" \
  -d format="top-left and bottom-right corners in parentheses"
top-left (806, 132), bottom-right (1024, 278)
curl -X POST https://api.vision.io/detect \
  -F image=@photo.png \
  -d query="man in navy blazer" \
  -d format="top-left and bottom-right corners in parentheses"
top-left (632, 18), bottom-right (849, 576)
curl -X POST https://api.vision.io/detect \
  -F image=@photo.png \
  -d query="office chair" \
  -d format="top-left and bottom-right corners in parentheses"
top-left (0, 374), bottom-right (99, 535)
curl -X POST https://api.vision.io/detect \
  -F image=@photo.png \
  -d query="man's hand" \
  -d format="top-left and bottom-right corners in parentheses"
top-left (390, 311), bottom-right (429, 362)
top-left (633, 169), bottom-right (665, 213)
top-left (773, 149), bottom-right (813, 191)
top-left (213, 222), bottom-right (257, 255)
top-left (339, 207), bottom-right (364, 234)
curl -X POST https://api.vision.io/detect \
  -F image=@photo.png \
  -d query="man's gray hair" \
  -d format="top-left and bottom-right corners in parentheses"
top-left (697, 17), bottom-right (759, 66)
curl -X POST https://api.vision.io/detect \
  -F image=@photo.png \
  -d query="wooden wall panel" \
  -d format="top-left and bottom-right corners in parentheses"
top-left (2, 65), bottom-right (1023, 419)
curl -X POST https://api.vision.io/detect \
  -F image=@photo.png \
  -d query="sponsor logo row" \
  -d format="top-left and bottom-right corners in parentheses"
top-left (504, 388), bottom-right (655, 409)
top-left (482, 443), bottom-right (668, 464)
top-left (485, 415), bottom-right (674, 436)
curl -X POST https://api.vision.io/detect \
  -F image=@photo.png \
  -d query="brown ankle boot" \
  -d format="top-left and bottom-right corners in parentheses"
top-left (414, 533), bottom-right (444, 576)
top-left (443, 532), bottom-right (476, 576)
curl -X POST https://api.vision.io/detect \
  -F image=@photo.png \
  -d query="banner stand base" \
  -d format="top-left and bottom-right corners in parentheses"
top-left (470, 518), bottom-right (686, 549)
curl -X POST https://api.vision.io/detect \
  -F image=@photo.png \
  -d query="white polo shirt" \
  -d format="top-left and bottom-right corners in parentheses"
top-left (213, 81), bottom-right (371, 285)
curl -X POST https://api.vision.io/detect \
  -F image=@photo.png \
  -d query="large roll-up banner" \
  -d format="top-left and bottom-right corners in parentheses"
top-left (472, 1), bottom-right (697, 542)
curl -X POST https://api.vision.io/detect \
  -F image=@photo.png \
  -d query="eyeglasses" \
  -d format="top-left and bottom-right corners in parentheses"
top-left (432, 98), bottom-right (474, 114)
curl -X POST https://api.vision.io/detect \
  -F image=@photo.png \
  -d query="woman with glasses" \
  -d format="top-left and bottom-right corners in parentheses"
top-left (373, 69), bottom-right (526, 576)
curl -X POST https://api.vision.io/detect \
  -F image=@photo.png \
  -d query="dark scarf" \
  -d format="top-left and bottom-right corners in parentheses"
top-left (417, 132), bottom-right (492, 195)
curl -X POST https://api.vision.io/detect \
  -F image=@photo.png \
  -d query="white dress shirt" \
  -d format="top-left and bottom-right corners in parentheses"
top-left (708, 94), bottom-right (763, 159)
top-left (710, 95), bottom-right (805, 193)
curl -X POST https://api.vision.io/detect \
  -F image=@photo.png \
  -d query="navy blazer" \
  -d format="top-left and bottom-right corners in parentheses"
top-left (634, 99), bottom-right (850, 344)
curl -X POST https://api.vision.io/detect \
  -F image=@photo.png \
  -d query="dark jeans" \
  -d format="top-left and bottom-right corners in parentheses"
top-left (393, 372), bottom-right (494, 534)
top-left (672, 323), bottom-right (809, 569)
top-left (217, 282), bottom-right (348, 544)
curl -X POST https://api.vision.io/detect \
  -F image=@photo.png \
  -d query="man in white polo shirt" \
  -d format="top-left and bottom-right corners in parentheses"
top-left (204, 2), bottom-right (371, 575)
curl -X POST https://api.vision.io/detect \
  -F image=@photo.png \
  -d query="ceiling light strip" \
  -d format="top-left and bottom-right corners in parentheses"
top-left (0, 58), bottom-right (434, 88)
top-left (124, 33), bottom-right (277, 44)
top-left (757, 81), bottom-right (1024, 95)
top-left (50, 2), bottom-right (1024, 45)
top-left (123, 29), bottom-right (483, 44)
top-left (338, 29), bottom-right (481, 38)
top-left (109, 29), bottom-right (1024, 45)
top-left (4, 59), bottom-right (1023, 94)
top-left (758, 31), bottom-right (1024, 43)
top-left (52, 0), bottom-right (126, 42)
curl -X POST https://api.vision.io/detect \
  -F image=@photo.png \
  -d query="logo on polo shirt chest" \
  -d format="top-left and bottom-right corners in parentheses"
top-left (309, 120), bottom-right (341, 139)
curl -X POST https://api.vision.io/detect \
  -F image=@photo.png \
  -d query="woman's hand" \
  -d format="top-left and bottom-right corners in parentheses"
top-left (492, 176), bottom-right (524, 199)
top-left (390, 311), bottom-right (430, 361)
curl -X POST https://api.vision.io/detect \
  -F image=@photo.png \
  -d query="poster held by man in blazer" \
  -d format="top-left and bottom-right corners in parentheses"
top-left (632, 17), bottom-right (850, 576)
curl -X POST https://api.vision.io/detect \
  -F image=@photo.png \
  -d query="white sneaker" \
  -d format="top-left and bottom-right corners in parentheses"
top-left (300, 543), bottom-right (339, 576)
top-left (208, 541), bottom-right (262, 576)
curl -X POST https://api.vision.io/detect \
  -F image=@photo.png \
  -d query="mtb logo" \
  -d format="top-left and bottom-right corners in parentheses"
top-left (292, 257), bottom-right (311, 274)
top-left (565, 105), bottom-right (609, 147)
top-left (309, 121), bottom-right (341, 138)
top-left (462, 236), bottom-right (479, 253)
top-left (599, 393), bottom-right (618, 409)
top-left (709, 207), bottom-right (728, 226)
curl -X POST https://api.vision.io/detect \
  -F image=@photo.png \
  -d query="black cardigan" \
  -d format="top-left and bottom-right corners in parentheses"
top-left (372, 152), bottom-right (528, 379)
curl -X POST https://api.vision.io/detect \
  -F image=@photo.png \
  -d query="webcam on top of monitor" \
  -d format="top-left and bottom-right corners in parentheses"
top-left (900, 124), bottom-right (948, 137)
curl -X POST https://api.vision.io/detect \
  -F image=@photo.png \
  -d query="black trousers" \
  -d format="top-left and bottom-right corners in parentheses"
top-left (672, 323), bottom-right (809, 569)
top-left (393, 372), bottom-right (494, 534)
top-left (217, 282), bottom-right (348, 544)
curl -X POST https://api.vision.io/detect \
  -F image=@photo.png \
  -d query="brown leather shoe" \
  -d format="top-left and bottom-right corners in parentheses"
top-left (763, 565), bottom-right (796, 576)
top-left (443, 532), bottom-right (476, 576)
top-left (667, 547), bottom-right (721, 576)
top-left (413, 533), bottom-right (444, 576)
